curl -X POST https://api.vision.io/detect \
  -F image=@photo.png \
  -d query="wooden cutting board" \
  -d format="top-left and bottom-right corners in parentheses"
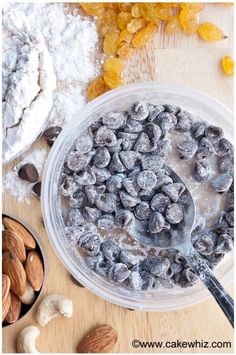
top-left (3, 4), bottom-right (234, 353)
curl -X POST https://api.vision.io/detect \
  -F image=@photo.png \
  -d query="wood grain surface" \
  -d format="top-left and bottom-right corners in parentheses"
top-left (2, 3), bottom-right (234, 353)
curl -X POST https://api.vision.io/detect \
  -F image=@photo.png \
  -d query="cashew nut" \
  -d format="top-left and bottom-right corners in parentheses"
top-left (36, 294), bottom-right (73, 326)
top-left (19, 283), bottom-right (35, 305)
top-left (17, 326), bottom-right (40, 353)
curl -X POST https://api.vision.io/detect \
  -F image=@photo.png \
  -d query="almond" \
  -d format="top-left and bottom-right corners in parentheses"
top-left (3, 252), bottom-right (27, 297)
top-left (77, 324), bottom-right (118, 353)
top-left (25, 251), bottom-right (44, 291)
top-left (2, 274), bottom-right (11, 322)
top-left (3, 217), bottom-right (36, 250)
top-left (5, 292), bottom-right (21, 323)
top-left (3, 230), bottom-right (26, 263)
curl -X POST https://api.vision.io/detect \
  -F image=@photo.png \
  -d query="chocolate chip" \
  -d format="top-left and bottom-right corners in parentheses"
top-left (32, 182), bottom-right (41, 197)
top-left (43, 126), bottom-right (62, 146)
top-left (18, 163), bottom-right (39, 183)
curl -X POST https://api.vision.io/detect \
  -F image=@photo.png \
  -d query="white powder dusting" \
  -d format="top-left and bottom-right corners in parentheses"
top-left (2, 2), bottom-right (101, 202)
top-left (3, 149), bottom-right (48, 204)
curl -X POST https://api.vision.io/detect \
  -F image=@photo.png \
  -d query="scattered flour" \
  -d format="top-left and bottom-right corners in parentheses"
top-left (2, 2), bottom-right (101, 202)
top-left (3, 149), bottom-right (48, 204)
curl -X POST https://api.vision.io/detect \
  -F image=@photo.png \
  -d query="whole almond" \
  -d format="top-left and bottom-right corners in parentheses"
top-left (3, 217), bottom-right (36, 250)
top-left (3, 230), bottom-right (26, 263)
top-left (2, 274), bottom-right (11, 322)
top-left (25, 251), bottom-right (44, 291)
top-left (3, 252), bottom-right (27, 297)
top-left (77, 324), bottom-right (118, 353)
top-left (5, 292), bottom-right (21, 323)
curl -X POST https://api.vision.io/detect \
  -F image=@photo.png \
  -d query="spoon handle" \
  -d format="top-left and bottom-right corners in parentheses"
top-left (188, 248), bottom-right (234, 328)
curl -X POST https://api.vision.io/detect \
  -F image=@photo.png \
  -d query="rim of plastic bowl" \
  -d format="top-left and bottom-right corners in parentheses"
top-left (42, 81), bottom-right (234, 311)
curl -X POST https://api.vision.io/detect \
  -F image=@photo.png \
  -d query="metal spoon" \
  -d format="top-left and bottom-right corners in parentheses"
top-left (133, 165), bottom-right (234, 327)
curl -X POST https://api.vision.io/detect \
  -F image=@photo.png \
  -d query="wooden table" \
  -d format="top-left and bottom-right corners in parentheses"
top-left (3, 4), bottom-right (234, 353)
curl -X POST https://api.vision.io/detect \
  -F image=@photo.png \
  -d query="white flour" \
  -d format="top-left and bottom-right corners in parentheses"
top-left (2, 2), bottom-right (100, 202)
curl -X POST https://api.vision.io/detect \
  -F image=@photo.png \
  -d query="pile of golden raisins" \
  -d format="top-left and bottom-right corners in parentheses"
top-left (79, 3), bottom-right (233, 100)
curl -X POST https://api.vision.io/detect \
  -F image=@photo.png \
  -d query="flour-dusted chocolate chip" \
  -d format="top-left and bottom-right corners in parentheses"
top-left (69, 190), bottom-right (86, 208)
top-left (78, 232), bottom-right (101, 256)
top-left (66, 151), bottom-right (89, 172)
top-left (144, 123), bottom-right (162, 143)
top-left (32, 181), bottom-right (41, 197)
top-left (129, 101), bottom-right (149, 121)
top-left (101, 240), bottom-right (121, 261)
top-left (124, 118), bottom-right (143, 133)
top-left (122, 177), bottom-right (140, 196)
top-left (84, 206), bottom-right (101, 222)
top-left (95, 126), bottom-right (117, 147)
top-left (61, 175), bottom-right (78, 196)
top-left (177, 139), bottom-right (198, 160)
top-left (191, 121), bottom-right (207, 141)
top-left (134, 202), bottom-right (151, 220)
top-left (137, 170), bottom-right (157, 190)
top-left (140, 256), bottom-right (170, 277)
top-left (102, 110), bottom-right (126, 129)
top-left (106, 174), bottom-right (125, 193)
top-left (74, 168), bottom-right (96, 185)
top-left (154, 139), bottom-right (172, 158)
top-left (92, 167), bottom-right (111, 183)
top-left (204, 125), bottom-right (223, 144)
top-left (97, 214), bottom-right (115, 230)
top-left (134, 132), bottom-right (153, 153)
top-left (109, 152), bottom-right (126, 173)
top-left (164, 104), bottom-right (180, 115)
top-left (175, 110), bottom-right (193, 131)
top-left (18, 163), bottom-right (39, 182)
top-left (75, 134), bottom-right (93, 154)
top-left (43, 126), bottom-right (62, 146)
top-left (194, 160), bottom-right (211, 182)
top-left (93, 147), bottom-right (111, 168)
top-left (155, 175), bottom-right (173, 190)
top-left (115, 209), bottom-right (134, 229)
top-left (125, 271), bottom-right (143, 291)
top-left (219, 155), bottom-right (234, 175)
top-left (165, 203), bottom-right (184, 224)
top-left (211, 173), bottom-right (233, 193)
top-left (119, 150), bottom-right (141, 170)
top-left (147, 104), bottom-right (165, 122)
top-left (120, 250), bottom-right (140, 267)
top-left (95, 193), bottom-right (117, 213)
top-left (119, 190), bottom-right (140, 209)
top-left (214, 138), bottom-right (233, 157)
top-left (197, 137), bottom-right (215, 160)
top-left (108, 263), bottom-right (131, 283)
top-left (141, 154), bottom-right (164, 173)
top-left (161, 183), bottom-right (185, 202)
top-left (150, 193), bottom-right (171, 213)
top-left (156, 112), bottom-right (175, 135)
top-left (148, 212), bottom-right (165, 233)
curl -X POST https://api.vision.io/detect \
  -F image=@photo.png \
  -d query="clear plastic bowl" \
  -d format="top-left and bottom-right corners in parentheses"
top-left (42, 82), bottom-right (234, 311)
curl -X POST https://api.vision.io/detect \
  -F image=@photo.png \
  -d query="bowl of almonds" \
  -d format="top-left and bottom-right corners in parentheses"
top-left (2, 214), bottom-right (46, 326)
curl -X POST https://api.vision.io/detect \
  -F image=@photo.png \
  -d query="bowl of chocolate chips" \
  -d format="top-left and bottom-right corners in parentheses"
top-left (42, 82), bottom-right (234, 311)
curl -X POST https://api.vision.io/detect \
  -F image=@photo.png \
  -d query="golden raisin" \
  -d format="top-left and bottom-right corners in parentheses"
top-left (87, 77), bottom-right (108, 101)
top-left (103, 71), bottom-right (123, 89)
top-left (117, 43), bottom-right (133, 59)
top-left (179, 8), bottom-right (198, 35)
top-left (117, 12), bottom-right (132, 30)
top-left (180, 3), bottom-right (204, 13)
top-left (97, 10), bottom-right (118, 37)
top-left (165, 15), bottom-right (182, 34)
top-left (118, 29), bottom-right (133, 44)
top-left (131, 3), bottom-right (142, 18)
top-left (79, 3), bottom-right (105, 16)
top-left (103, 31), bottom-right (120, 55)
top-left (132, 23), bottom-right (157, 48)
top-left (103, 58), bottom-right (124, 74)
top-left (127, 19), bottom-right (146, 34)
top-left (221, 56), bottom-right (234, 76)
top-left (153, 4), bottom-right (171, 20)
top-left (139, 4), bottom-right (160, 24)
top-left (198, 22), bottom-right (226, 42)
top-left (118, 3), bottom-right (132, 12)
